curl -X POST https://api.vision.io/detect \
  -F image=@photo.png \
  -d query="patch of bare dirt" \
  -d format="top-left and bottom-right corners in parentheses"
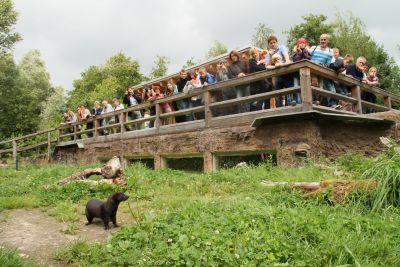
top-left (0, 208), bottom-right (132, 266)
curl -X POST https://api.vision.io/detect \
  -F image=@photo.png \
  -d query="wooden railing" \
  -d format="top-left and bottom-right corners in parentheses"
top-left (1, 60), bottom-right (400, 161)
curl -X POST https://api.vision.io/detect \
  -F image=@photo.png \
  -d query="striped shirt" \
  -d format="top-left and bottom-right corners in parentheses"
top-left (309, 45), bottom-right (333, 66)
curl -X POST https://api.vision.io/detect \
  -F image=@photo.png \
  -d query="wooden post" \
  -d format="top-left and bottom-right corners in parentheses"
top-left (120, 112), bottom-right (125, 134)
top-left (351, 85), bottom-right (362, 114)
top-left (384, 96), bottom-right (392, 109)
top-left (94, 118), bottom-right (99, 138)
top-left (47, 131), bottom-right (51, 161)
top-left (73, 124), bottom-right (77, 141)
top-left (154, 154), bottom-right (166, 170)
top-left (300, 67), bottom-right (312, 111)
top-left (204, 90), bottom-right (212, 127)
top-left (203, 151), bottom-right (217, 172)
top-left (155, 103), bottom-right (161, 129)
top-left (57, 128), bottom-right (62, 143)
top-left (12, 140), bottom-right (17, 163)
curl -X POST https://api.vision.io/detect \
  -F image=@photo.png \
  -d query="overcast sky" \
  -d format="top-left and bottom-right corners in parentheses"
top-left (12, 0), bottom-right (400, 91)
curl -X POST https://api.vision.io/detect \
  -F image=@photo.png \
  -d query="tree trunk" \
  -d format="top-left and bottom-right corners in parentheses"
top-left (58, 156), bottom-right (124, 185)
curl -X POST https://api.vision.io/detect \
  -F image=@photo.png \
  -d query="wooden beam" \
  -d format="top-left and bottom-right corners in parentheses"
top-left (311, 87), bottom-right (358, 103)
top-left (312, 105), bottom-right (357, 115)
top-left (209, 87), bottom-right (300, 109)
top-left (384, 96), bottom-right (392, 109)
top-left (155, 104), bottom-right (161, 129)
top-left (12, 140), bottom-right (17, 162)
top-left (47, 131), bottom-right (51, 161)
top-left (361, 100), bottom-right (390, 112)
top-left (159, 106), bottom-right (204, 119)
top-left (351, 86), bottom-right (363, 114)
top-left (204, 90), bottom-right (212, 127)
top-left (300, 67), bottom-right (312, 111)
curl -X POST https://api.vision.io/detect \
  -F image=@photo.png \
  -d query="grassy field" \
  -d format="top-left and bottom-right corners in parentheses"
top-left (0, 153), bottom-right (399, 266)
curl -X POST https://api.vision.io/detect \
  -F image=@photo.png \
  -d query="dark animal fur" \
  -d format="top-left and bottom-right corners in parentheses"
top-left (85, 192), bottom-right (129, 229)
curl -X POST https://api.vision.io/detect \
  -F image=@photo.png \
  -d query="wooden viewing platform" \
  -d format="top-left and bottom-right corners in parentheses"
top-left (1, 60), bottom-right (400, 171)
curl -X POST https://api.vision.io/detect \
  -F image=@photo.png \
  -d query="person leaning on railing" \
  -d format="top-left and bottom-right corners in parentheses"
top-left (77, 104), bottom-right (92, 138)
top-left (101, 100), bottom-right (113, 135)
top-left (123, 87), bottom-right (143, 130)
top-left (309, 33), bottom-right (336, 108)
top-left (227, 49), bottom-right (250, 114)
top-left (248, 47), bottom-right (272, 111)
top-left (265, 35), bottom-right (293, 107)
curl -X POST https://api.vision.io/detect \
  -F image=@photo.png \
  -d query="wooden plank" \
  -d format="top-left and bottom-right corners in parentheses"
top-left (384, 96), bottom-right (392, 109)
top-left (123, 115), bottom-right (156, 126)
top-left (155, 104), bottom-right (161, 129)
top-left (204, 90), bottom-right (212, 127)
top-left (0, 140), bottom-right (13, 145)
top-left (311, 87), bottom-right (358, 103)
top-left (209, 87), bottom-right (300, 109)
top-left (0, 148), bottom-right (13, 154)
top-left (210, 106), bottom-right (303, 128)
top-left (361, 100), bottom-right (390, 111)
top-left (359, 83), bottom-right (400, 102)
top-left (12, 140), bottom-right (17, 162)
top-left (18, 141), bottom-right (48, 152)
top-left (313, 105), bottom-right (357, 115)
top-left (13, 128), bottom-right (56, 141)
top-left (351, 86), bottom-right (363, 114)
top-left (159, 106), bottom-right (204, 119)
top-left (47, 131), bottom-right (51, 161)
top-left (300, 67), bottom-right (312, 111)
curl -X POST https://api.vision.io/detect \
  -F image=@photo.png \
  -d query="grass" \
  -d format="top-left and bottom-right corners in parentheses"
top-left (0, 157), bottom-right (400, 266)
top-left (0, 247), bottom-right (36, 267)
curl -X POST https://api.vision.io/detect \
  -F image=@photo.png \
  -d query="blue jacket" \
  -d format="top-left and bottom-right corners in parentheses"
top-left (199, 73), bottom-right (216, 85)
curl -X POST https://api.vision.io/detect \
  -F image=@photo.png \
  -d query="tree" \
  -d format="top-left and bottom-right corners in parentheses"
top-left (206, 40), bottom-right (227, 59)
top-left (149, 55), bottom-right (170, 79)
top-left (87, 76), bottom-right (121, 105)
top-left (332, 12), bottom-right (400, 93)
top-left (68, 52), bottom-right (144, 109)
top-left (285, 14), bottom-right (335, 50)
top-left (182, 57), bottom-right (198, 69)
top-left (39, 86), bottom-right (67, 130)
top-left (0, 53), bottom-right (22, 138)
top-left (18, 49), bottom-right (52, 132)
top-left (0, 0), bottom-right (22, 53)
top-left (251, 23), bottom-right (274, 49)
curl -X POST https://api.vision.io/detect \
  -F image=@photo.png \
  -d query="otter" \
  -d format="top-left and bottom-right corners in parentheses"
top-left (85, 191), bottom-right (129, 230)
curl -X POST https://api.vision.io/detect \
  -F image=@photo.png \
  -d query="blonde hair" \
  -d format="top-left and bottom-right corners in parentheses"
top-left (369, 66), bottom-right (378, 74)
top-left (249, 47), bottom-right (259, 59)
top-left (271, 54), bottom-right (282, 64)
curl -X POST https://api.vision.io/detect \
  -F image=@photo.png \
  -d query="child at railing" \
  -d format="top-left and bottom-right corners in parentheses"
top-left (266, 54), bottom-right (283, 108)
top-left (101, 100), bottom-right (113, 135)
top-left (153, 86), bottom-right (175, 125)
top-left (362, 66), bottom-right (379, 113)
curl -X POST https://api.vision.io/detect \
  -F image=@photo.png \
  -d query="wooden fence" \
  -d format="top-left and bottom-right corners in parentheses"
top-left (1, 60), bottom-right (399, 162)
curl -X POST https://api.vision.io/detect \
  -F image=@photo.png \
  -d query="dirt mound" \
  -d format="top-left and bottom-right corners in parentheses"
top-left (0, 209), bottom-right (129, 266)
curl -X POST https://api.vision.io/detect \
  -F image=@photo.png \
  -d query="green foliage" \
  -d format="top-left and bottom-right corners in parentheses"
top-left (0, 53), bottom-right (21, 138)
top-left (0, 247), bottom-right (35, 267)
top-left (251, 23), bottom-right (274, 49)
top-left (286, 14), bottom-right (334, 50)
top-left (68, 52), bottom-right (144, 109)
top-left (336, 152), bottom-right (375, 177)
top-left (38, 86), bottom-right (67, 130)
top-left (0, 0), bottom-right (22, 53)
top-left (2, 155), bottom-right (400, 266)
top-left (17, 49), bottom-right (52, 134)
top-left (206, 40), bottom-right (227, 60)
top-left (362, 149), bottom-right (400, 211)
top-left (332, 12), bottom-right (400, 93)
top-left (87, 76), bottom-right (121, 105)
top-left (149, 55), bottom-right (170, 79)
top-left (182, 57), bottom-right (198, 69)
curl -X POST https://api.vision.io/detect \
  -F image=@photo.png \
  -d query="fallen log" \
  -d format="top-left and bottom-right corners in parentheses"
top-left (58, 156), bottom-right (125, 185)
top-left (261, 179), bottom-right (377, 203)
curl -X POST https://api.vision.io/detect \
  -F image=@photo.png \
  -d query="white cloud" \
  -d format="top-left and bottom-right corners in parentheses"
top-left (12, 0), bottom-right (400, 90)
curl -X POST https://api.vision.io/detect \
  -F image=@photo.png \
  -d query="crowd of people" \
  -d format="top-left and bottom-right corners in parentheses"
top-left (61, 33), bottom-right (381, 137)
